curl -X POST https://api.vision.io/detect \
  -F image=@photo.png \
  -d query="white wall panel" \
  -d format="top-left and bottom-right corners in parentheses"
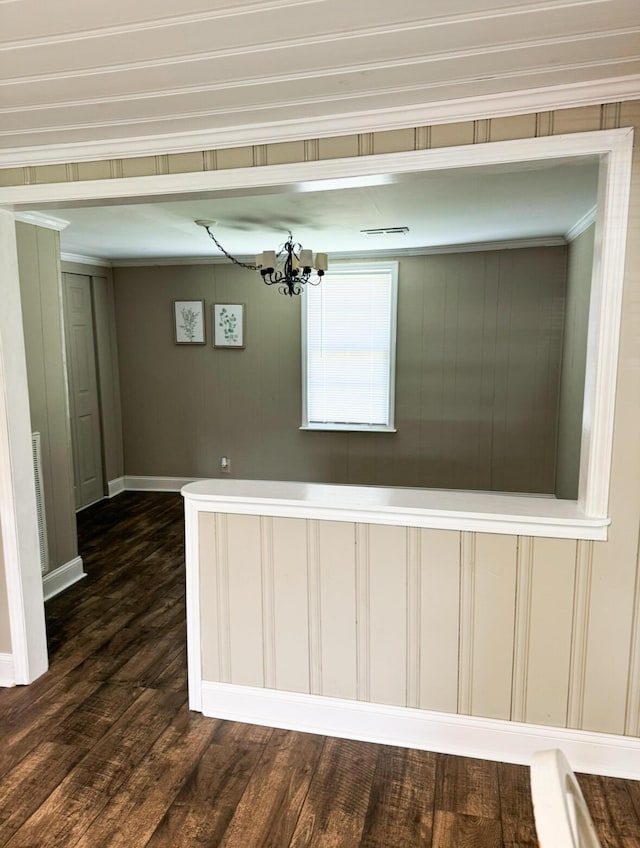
top-left (271, 517), bottom-right (310, 694)
top-left (524, 537), bottom-right (577, 727)
top-left (225, 514), bottom-right (264, 687)
top-left (367, 524), bottom-right (408, 708)
top-left (468, 534), bottom-right (518, 720)
top-left (418, 528), bottom-right (461, 713)
top-left (318, 520), bottom-right (357, 700)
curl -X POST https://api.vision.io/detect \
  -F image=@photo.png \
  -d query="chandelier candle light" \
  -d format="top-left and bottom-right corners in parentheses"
top-left (195, 220), bottom-right (328, 297)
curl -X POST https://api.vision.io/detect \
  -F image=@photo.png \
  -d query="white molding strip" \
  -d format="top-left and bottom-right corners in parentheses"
top-left (60, 252), bottom-right (112, 268)
top-left (42, 556), bottom-right (86, 602)
top-left (125, 475), bottom-right (205, 492)
top-left (183, 479), bottom-right (609, 541)
top-left (0, 75), bottom-right (639, 169)
top-left (14, 211), bottom-right (70, 231)
top-left (0, 653), bottom-right (15, 687)
top-left (109, 236), bottom-right (567, 268)
top-left (107, 477), bottom-right (125, 498)
top-left (201, 680), bottom-right (640, 780)
top-left (0, 129), bottom-right (630, 210)
top-left (565, 205), bottom-right (597, 242)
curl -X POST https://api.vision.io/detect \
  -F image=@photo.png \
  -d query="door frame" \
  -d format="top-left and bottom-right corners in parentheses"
top-left (0, 209), bottom-right (48, 683)
top-left (0, 127), bottom-right (632, 683)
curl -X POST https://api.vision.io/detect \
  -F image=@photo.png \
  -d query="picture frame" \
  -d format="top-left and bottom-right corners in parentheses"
top-left (173, 300), bottom-right (206, 344)
top-left (213, 303), bottom-right (245, 349)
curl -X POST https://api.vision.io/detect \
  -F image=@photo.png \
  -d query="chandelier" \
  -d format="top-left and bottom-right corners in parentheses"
top-left (196, 220), bottom-right (328, 297)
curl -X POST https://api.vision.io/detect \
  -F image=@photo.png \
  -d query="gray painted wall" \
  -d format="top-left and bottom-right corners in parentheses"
top-left (17, 223), bottom-right (78, 572)
top-left (114, 245), bottom-right (567, 494)
top-left (555, 225), bottom-right (594, 500)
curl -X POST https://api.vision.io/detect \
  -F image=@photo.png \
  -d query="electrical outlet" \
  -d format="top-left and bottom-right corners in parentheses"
top-left (220, 455), bottom-right (230, 473)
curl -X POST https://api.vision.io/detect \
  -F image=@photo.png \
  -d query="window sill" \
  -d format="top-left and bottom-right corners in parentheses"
top-left (182, 479), bottom-right (609, 541)
top-left (300, 425), bottom-right (397, 433)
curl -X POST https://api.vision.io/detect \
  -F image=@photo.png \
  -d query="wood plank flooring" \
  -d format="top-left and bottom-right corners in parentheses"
top-left (1, 491), bottom-right (639, 847)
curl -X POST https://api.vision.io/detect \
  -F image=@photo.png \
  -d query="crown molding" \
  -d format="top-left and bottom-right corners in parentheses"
top-left (14, 211), bottom-right (70, 230)
top-left (109, 237), bottom-right (567, 267)
top-left (0, 76), bottom-right (638, 169)
top-left (565, 204), bottom-right (597, 242)
top-left (60, 251), bottom-right (112, 268)
top-left (330, 236), bottom-right (567, 259)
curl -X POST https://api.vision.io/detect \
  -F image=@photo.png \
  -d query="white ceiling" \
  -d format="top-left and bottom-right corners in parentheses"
top-left (1, 0), bottom-right (639, 165)
top-left (47, 157), bottom-right (599, 261)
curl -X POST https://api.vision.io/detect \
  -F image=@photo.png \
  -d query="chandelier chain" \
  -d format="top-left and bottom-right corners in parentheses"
top-left (204, 225), bottom-right (262, 271)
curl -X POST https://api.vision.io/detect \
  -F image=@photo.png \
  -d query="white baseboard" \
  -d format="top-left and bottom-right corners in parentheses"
top-left (0, 653), bottom-right (15, 687)
top-left (201, 681), bottom-right (640, 780)
top-left (123, 475), bottom-right (205, 493)
top-left (42, 556), bottom-right (86, 601)
top-left (107, 477), bottom-right (125, 497)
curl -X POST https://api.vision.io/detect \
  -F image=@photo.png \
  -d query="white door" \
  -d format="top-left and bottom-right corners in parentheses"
top-left (63, 273), bottom-right (105, 509)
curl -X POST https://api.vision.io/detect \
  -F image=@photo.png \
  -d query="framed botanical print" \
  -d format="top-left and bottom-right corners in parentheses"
top-left (173, 300), bottom-right (206, 344)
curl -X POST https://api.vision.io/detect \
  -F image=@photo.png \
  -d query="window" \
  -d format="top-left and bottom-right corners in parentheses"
top-left (302, 262), bottom-right (398, 431)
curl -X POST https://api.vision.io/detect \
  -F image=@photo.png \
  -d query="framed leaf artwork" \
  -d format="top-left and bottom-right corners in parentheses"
top-left (213, 303), bottom-right (245, 349)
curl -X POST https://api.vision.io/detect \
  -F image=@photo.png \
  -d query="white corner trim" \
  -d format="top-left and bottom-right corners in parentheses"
top-left (61, 252), bottom-right (112, 268)
top-left (124, 475), bottom-right (206, 493)
top-left (107, 477), bottom-right (125, 497)
top-left (201, 681), bottom-right (640, 780)
top-left (565, 205), bottom-right (597, 242)
top-left (0, 75), bottom-right (639, 169)
top-left (14, 211), bottom-right (70, 231)
top-left (0, 209), bottom-right (49, 685)
top-left (42, 556), bottom-right (86, 601)
top-left (0, 654), bottom-right (15, 687)
top-left (185, 499), bottom-right (202, 712)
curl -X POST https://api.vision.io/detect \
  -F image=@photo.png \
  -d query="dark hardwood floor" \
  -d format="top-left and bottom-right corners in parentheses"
top-left (1, 491), bottom-right (639, 847)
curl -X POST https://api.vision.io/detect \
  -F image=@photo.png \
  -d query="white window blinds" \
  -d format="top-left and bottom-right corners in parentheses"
top-left (303, 263), bottom-right (398, 431)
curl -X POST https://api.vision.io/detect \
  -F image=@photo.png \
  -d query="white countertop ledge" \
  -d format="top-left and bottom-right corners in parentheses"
top-left (182, 479), bottom-right (609, 540)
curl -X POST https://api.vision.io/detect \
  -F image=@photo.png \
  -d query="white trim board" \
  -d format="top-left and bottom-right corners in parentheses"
top-left (201, 681), bottom-right (640, 781)
top-left (566, 205), bottom-right (597, 242)
top-left (14, 212), bottom-right (70, 231)
top-left (183, 480), bottom-right (609, 540)
top-left (60, 252), bottom-right (112, 269)
top-left (108, 475), bottom-right (205, 495)
top-left (0, 74), bottom-right (638, 168)
top-left (0, 130), bottom-right (631, 209)
top-left (0, 209), bottom-right (49, 685)
top-left (42, 556), bottom-right (86, 602)
top-left (0, 653), bottom-right (15, 687)
top-left (107, 477), bottom-right (125, 498)
top-left (124, 475), bottom-right (205, 493)
top-left (110, 236), bottom-right (567, 268)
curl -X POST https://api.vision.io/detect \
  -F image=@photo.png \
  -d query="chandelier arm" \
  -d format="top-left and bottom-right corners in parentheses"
top-left (204, 226), bottom-right (262, 271)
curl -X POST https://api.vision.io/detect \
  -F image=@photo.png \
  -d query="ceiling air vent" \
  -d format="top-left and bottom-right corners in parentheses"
top-left (360, 227), bottom-right (409, 235)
